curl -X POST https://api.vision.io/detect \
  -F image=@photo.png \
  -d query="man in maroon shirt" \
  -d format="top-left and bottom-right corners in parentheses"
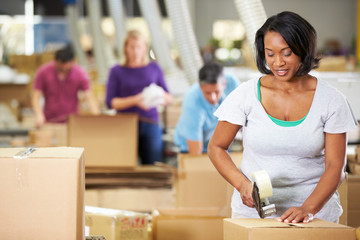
top-left (32, 46), bottom-right (100, 127)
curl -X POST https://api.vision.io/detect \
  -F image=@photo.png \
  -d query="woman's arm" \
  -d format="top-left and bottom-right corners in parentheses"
top-left (208, 121), bottom-right (254, 207)
top-left (278, 132), bottom-right (347, 223)
top-left (83, 90), bottom-right (100, 114)
top-left (110, 93), bottom-right (148, 111)
top-left (187, 139), bottom-right (203, 154)
top-left (31, 90), bottom-right (45, 128)
top-left (163, 92), bottom-right (173, 106)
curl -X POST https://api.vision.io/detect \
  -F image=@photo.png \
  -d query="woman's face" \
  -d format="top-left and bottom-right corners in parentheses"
top-left (125, 37), bottom-right (147, 66)
top-left (264, 31), bottom-right (301, 81)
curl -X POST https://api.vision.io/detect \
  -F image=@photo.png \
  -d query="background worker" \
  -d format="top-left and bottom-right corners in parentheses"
top-left (105, 30), bottom-right (173, 165)
top-left (174, 61), bottom-right (240, 154)
top-left (32, 46), bottom-right (100, 128)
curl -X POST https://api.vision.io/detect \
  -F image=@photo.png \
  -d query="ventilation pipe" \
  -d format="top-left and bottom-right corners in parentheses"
top-left (65, 4), bottom-right (88, 69)
top-left (164, 0), bottom-right (203, 85)
top-left (138, 0), bottom-right (177, 73)
top-left (137, 0), bottom-right (189, 96)
top-left (233, 0), bottom-right (267, 58)
top-left (106, 0), bottom-right (127, 59)
top-left (86, 0), bottom-right (114, 82)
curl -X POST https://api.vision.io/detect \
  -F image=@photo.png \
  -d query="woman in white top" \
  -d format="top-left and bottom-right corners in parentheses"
top-left (207, 11), bottom-right (357, 223)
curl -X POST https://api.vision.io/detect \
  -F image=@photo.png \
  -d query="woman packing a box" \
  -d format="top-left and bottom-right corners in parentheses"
top-left (208, 11), bottom-right (357, 223)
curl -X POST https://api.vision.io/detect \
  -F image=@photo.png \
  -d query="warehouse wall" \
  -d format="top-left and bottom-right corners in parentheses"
top-left (0, 0), bottom-right (357, 53)
top-left (194, 0), bottom-right (357, 51)
top-left (0, 0), bottom-right (24, 15)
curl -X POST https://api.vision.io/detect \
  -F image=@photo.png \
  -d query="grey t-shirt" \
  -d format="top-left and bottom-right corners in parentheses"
top-left (214, 77), bottom-right (357, 222)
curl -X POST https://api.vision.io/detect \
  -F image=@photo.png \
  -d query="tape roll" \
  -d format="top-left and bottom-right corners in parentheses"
top-left (251, 170), bottom-right (273, 199)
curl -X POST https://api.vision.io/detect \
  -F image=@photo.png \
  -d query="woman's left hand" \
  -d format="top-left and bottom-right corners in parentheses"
top-left (276, 206), bottom-right (314, 223)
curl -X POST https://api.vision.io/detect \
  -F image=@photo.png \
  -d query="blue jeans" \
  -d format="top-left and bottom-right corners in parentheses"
top-left (138, 121), bottom-right (163, 164)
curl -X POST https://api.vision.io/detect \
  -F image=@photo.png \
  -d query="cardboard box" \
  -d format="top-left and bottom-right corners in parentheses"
top-left (317, 56), bottom-right (347, 72)
top-left (160, 103), bottom-right (182, 129)
top-left (85, 206), bottom-right (148, 240)
top-left (85, 187), bottom-right (176, 212)
top-left (29, 123), bottom-right (68, 147)
top-left (348, 174), bottom-right (360, 227)
top-left (68, 114), bottom-right (138, 168)
top-left (0, 147), bottom-right (85, 240)
top-left (176, 152), bottom-right (242, 217)
top-left (85, 165), bottom-right (173, 189)
top-left (152, 208), bottom-right (225, 240)
top-left (0, 83), bottom-right (30, 106)
top-left (348, 161), bottom-right (360, 175)
top-left (354, 145), bottom-right (360, 163)
top-left (338, 173), bottom-right (348, 225)
top-left (348, 210), bottom-right (360, 228)
top-left (223, 218), bottom-right (356, 240)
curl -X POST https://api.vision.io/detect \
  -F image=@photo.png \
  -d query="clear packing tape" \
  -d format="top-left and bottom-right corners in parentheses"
top-left (251, 170), bottom-right (276, 218)
top-left (13, 147), bottom-right (36, 188)
top-left (252, 170), bottom-right (273, 199)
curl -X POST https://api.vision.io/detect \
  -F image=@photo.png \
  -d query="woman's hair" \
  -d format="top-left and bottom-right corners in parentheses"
top-left (122, 30), bottom-right (149, 65)
top-left (255, 11), bottom-right (320, 76)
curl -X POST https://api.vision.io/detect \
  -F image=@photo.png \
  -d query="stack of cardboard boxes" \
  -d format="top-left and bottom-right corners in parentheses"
top-left (348, 174), bottom-right (360, 228)
top-left (67, 114), bottom-right (176, 214)
top-left (1, 108), bottom-right (358, 239)
top-left (347, 146), bottom-right (360, 228)
top-left (151, 152), bottom-right (242, 240)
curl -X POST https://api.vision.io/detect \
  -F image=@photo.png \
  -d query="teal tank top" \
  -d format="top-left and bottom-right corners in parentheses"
top-left (257, 79), bottom-right (307, 127)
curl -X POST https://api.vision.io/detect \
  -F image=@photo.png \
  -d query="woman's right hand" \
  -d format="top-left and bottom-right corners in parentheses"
top-left (135, 92), bottom-right (149, 110)
top-left (238, 179), bottom-right (255, 208)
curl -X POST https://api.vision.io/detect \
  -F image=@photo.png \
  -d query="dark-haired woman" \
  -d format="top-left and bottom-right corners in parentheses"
top-left (208, 11), bottom-right (357, 223)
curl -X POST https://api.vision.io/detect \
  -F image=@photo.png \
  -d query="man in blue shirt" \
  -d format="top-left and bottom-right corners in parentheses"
top-left (174, 62), bottom-right (240, 153)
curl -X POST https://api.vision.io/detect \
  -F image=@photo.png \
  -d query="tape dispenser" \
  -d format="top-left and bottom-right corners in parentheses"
top-left (251, 170), bottom-right (276, 218)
